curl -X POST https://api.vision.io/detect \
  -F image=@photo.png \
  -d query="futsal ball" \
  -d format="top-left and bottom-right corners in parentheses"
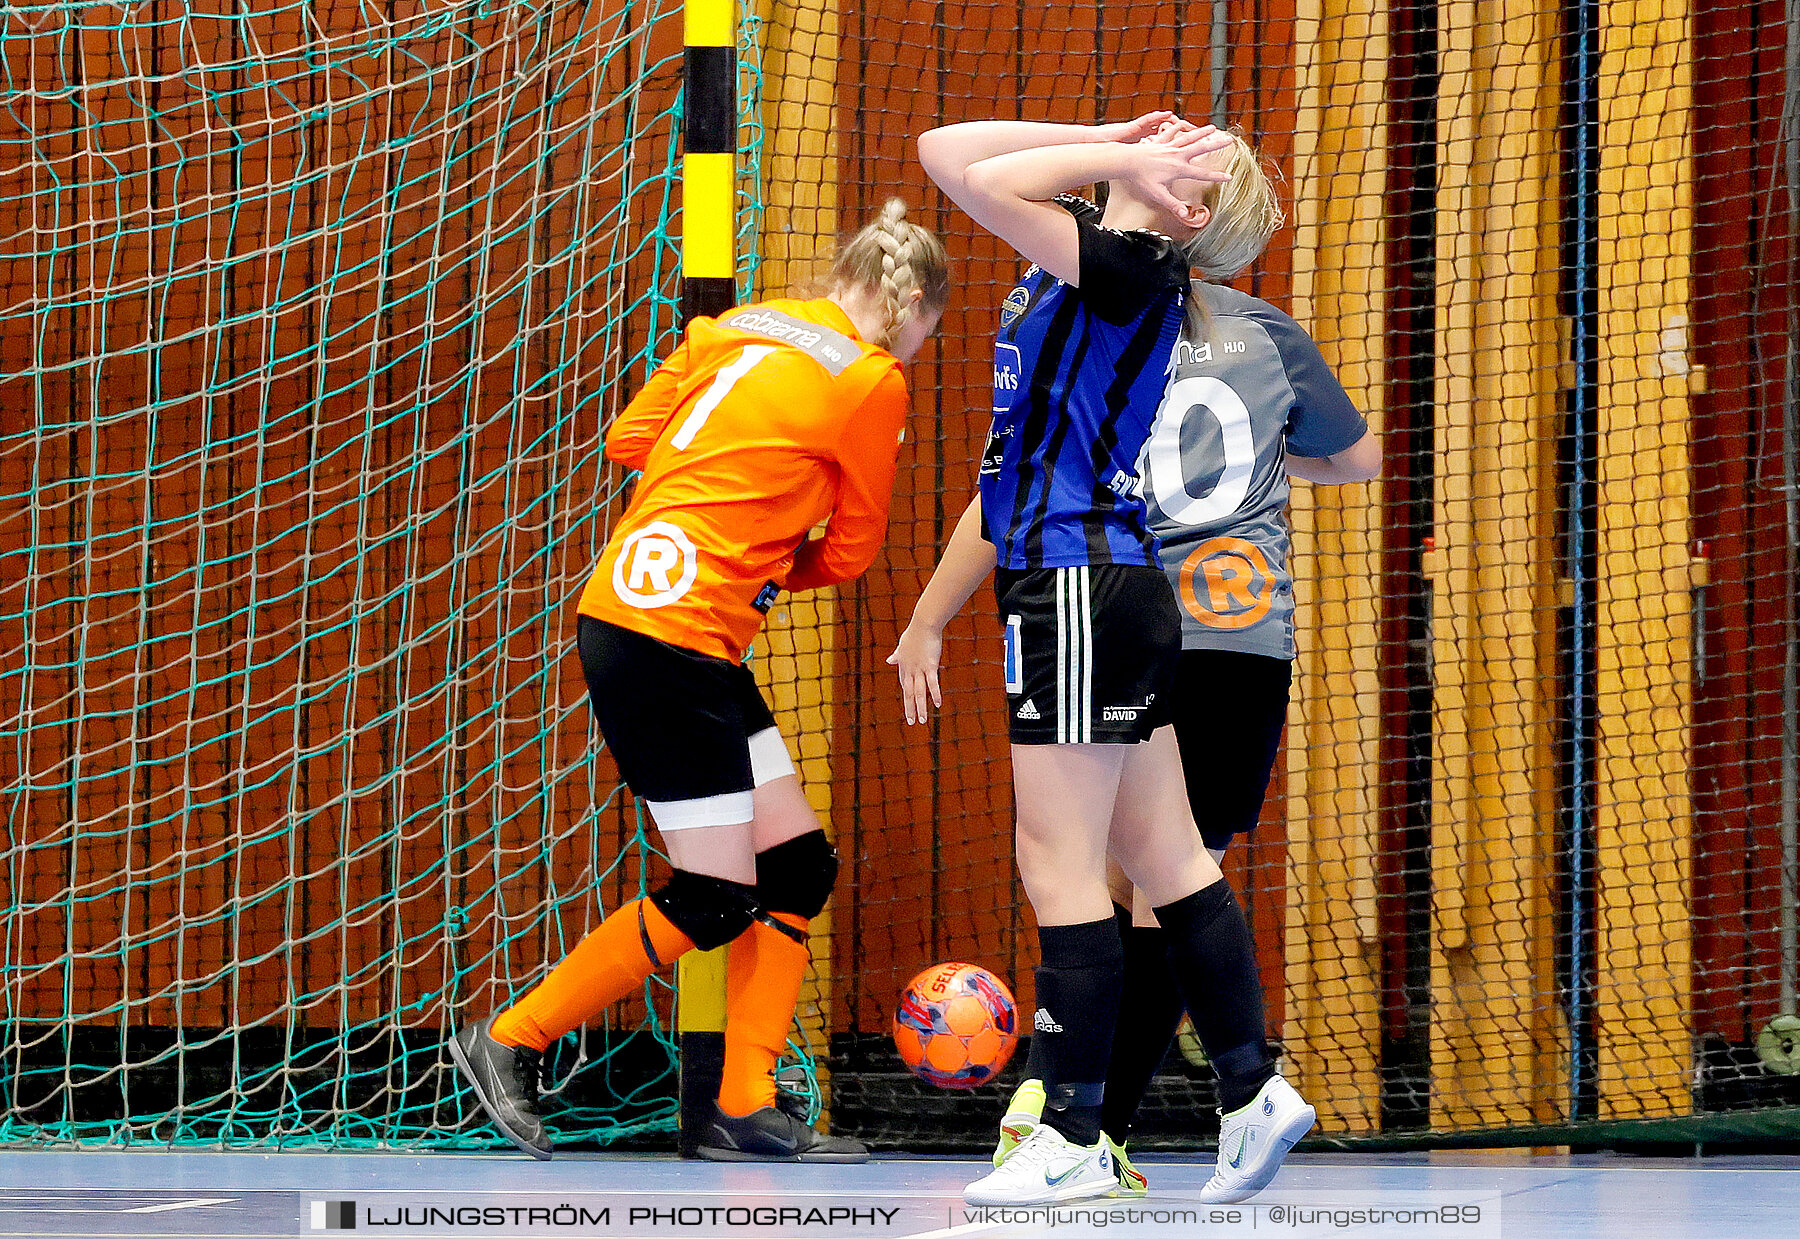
top-left (893, 962), bottom-right (1020, 1088)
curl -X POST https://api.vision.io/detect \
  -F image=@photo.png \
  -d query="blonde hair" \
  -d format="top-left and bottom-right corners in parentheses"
top-left (825, 198), bottom-right (951, 350)
top-left (1182, 131), bottom-right (1283, 280)
top-left (1178, 130), bottom-right (1283, 339)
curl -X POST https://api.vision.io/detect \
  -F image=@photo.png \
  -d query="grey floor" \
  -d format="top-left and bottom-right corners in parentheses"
top-left (0, 1148), bottom-right (1795, 1238)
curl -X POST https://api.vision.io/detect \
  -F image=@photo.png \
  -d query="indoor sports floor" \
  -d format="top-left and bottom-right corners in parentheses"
top-left (0, 1148), bottom-right (1795, 1239)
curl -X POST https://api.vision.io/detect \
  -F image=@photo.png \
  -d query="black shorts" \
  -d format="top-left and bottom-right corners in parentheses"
top-left (576, 616), bottom-right (795, 829)
top-left (1169, 648), bottom-right (1292, 851)
top-left (994, 564), bottom-right (1179, 745)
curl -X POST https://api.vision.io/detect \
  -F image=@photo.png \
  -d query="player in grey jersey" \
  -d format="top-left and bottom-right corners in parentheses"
top-left (1144, 279), bottom-right (1377, 662)
top-left (1100, 276), bottom-right (1380, 1192)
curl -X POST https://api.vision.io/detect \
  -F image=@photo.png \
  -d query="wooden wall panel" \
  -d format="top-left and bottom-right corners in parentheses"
top-left (55, 9), bottom-right (157, 1031)
top-left (1592, 0), bottom-right (1696, 1122)
top-left (1217, 0), bottom-right (1304, 1051)
top-left (829, 2), bottom-right (1023, 1035)
top-left (1, 16), bottom-right (115, 1027)
top-left (1424, 0), bottom-right (1565, 1129)
top-left (1286, 0), bottom-right (1388, 1137)
top-left (745, 0), bottom-right (871, 1090)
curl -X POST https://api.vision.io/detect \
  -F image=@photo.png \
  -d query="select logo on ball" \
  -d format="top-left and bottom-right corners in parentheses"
top-left (612, 521), bottom-right (699, 608)
top-left (893, 962), bottom-right (1019, 1089)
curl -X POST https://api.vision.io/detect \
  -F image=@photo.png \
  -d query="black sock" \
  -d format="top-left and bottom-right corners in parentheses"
top-left (1032, 917), bottom-right (1123, 1147)
top-left (1100, 917), bottom-right (1185, 1144)
top-left (1023, 1004), bottom-right (1049, 1083)
top-left (1022, 907), bottom-right (1131, 1087)
top-left (1021, 907), bottom-right (1128, 1085)
top-left (1154, 880), bottom-right (1276, 1113)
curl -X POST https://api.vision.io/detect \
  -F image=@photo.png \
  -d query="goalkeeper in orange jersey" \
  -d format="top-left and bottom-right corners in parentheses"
top-left (449, 200), bottom-right (948, 1162)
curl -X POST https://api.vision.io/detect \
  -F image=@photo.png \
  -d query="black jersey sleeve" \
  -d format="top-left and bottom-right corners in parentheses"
top-left (1261, 309), bottom-right (1368, 458)
top-left (1055, 194), bottom-right (1188, 325)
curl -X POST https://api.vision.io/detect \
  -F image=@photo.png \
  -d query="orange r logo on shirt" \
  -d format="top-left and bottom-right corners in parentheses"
top-left (1178, 537), bottom-right (1274, 629)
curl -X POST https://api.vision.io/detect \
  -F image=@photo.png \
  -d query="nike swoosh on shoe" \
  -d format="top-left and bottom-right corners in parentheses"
top-left (1227, 1131), bottom-right (1248, 1169)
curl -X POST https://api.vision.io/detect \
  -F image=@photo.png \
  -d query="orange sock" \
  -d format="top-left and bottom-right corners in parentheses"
top-left (491, 898), bottom-right (694, 1052)
top-left (717, 912), bottom-right (811, 1118)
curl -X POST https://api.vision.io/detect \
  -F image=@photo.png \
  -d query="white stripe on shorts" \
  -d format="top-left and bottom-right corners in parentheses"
top-left (642, 790), bottom-right (755, 832)
top-left (1065, 568), bottom-right (1076, 743)
top-left (1072, 565), bottom-right (1087, 741)
top-left (1055, 568), bottom-right (1068, 743)
top-left (747, 726), bottom-right (797, 787)
top-left (1055, 566), bottom-right (1094, 744)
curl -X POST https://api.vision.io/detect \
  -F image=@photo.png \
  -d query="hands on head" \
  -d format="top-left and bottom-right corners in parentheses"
top-left (1116, 112), bottom-right (1238, 221)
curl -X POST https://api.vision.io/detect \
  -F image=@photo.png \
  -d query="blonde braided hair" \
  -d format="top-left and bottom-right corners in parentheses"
top-left (826, 198), bottom-right (951, 350)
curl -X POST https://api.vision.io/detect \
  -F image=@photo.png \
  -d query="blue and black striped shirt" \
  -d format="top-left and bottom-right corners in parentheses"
top-left (979, 195), bottom-right (1189, 569)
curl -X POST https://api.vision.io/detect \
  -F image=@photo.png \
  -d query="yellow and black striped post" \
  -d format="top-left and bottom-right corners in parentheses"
top-left (679, 0), bottom-right (737, 327)
top-left (674, 0), bottom-right (735, 1160)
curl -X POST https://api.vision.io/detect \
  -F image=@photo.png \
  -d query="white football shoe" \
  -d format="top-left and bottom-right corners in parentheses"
top-left (963, 1123), bottom-right (1117, 1207)
top-left (1199, 1075), bottom-right (1316, 1204)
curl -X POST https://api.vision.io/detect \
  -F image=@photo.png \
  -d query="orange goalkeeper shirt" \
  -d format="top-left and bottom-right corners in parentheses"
top-left (578, 298), bottom-right (910, 663)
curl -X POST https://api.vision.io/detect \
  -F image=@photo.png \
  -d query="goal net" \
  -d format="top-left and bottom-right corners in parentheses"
top-left (1, 0), bottom-right (698, 1146)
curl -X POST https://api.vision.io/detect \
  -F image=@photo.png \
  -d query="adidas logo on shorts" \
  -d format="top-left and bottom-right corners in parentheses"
top-left (1034, 1007), bottom-right (1063, 1034)
top-left (1016, 699), bottom-right (1041, 720)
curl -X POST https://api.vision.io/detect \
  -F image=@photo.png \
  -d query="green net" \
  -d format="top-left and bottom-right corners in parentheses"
top-left (0, 0), bottom-right (761, 1146)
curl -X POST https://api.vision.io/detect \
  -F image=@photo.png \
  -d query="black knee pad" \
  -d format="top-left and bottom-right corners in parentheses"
top-left (649, 870), bottom-right (759, 951)
top-left (753, 831), bottom-right (840, 920)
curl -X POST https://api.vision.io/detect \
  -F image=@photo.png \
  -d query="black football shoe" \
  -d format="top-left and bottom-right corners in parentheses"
top-left (697, 1102), bottom-right (869, 1163)
top-left (448, 1016), bottom-right (552, 1160)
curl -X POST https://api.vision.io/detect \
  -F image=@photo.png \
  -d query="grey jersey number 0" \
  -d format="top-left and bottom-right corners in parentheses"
top-left (1138, 283), bottom-right (1368, 660)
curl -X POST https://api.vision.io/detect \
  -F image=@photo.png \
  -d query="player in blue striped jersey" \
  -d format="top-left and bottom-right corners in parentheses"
top-left (890, 112), bottom-right (1315, 1207)
top-left (980, 190), bottom-right (1185, 570)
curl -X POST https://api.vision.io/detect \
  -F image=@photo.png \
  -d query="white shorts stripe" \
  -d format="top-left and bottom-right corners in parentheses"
top-left (1065, 568), bottom-right (1078, 743)
top-left (1078, 565), bottom-right (1093, 742)
top-left (1082, 566), bottom-right (1094, 742)
top-left (1055, 567), bottom-right (1069, 743)
top-left (1052, 566), bottom-right (1096, 744)
top-left (1068, 568), bottom-right (1081, 743)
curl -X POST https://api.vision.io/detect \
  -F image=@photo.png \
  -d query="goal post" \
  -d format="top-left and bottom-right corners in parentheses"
top-left (671, 0), bottom-right (736, 1160)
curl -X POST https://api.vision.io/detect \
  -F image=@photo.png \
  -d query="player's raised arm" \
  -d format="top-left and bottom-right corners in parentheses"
top-left (916, 113), bottom-right (1175, 197)
top-left (1264, 305), bottom-right (1382, 485)
top-left (919, 117), bottom-right (1233, 284)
